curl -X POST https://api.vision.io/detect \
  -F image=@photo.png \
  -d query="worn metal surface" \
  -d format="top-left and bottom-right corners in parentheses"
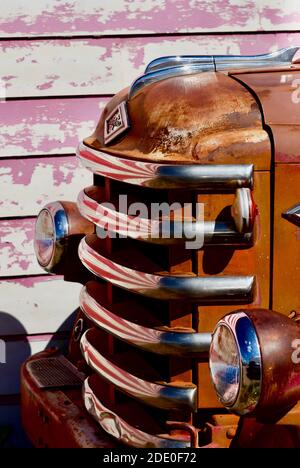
top-left (273, 164), bottom-right (300, 315)
top-left (231, 416), bottom-right (300, 448)
top-left (245, 309), bottom-right (300, 421)
top-left (21, 351), bottom-right (116, 448)
top-left (85, 72), bottom-right (271, 166)
top-left (195, 170), bottom-right (271, 333)
top-left (26, 355), bottom-right (84, 389)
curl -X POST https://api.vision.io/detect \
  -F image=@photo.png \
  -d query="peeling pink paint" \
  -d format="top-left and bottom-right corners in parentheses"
top-left (2, 34), bottom-right (300, 98)
top-left (1, 1), bottom-right (299, 37)
top-left (261, 7), bottom-right (300, 26)
top-left (0, 97), bottom-right (107, 157)
top-left (36, 80), bottom-right (56, 90)
top-left (0, 218), bottom-right (37, 276)
top-left (1, 156), bottom-right (79, 186)
top-left (2, 276), bottom-right (63, 288)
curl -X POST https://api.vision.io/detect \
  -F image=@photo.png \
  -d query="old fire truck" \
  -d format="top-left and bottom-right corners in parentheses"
top-left (21, 47), bottom-right (300, 448)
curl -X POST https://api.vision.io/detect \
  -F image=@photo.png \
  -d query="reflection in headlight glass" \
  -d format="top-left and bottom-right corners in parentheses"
top-left (34, 209), bottom-right (54, 266)
top-left (210, 324), bottom-right (240, 406)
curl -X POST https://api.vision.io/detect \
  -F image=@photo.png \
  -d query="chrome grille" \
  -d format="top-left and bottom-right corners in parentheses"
top-left (77, 143), bottom-right (259, 446)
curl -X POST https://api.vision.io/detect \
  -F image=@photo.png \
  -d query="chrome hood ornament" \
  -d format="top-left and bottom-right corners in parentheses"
top-left (130, 47), bottom-right (300, 98)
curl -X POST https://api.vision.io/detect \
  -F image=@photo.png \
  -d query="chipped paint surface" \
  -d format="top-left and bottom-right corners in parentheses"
top-left (0, 276), bottom-right (81, 335)
top-left (1, 34), bottom-right (300, 97)
top-left (0, 156), bottom-right (92, 217)
top-left (0, 98), bottom-right (107, 157)
top-left (0, 218), bottom-right (43, 276)
top-left (0, 1), bottom-right (300, 37)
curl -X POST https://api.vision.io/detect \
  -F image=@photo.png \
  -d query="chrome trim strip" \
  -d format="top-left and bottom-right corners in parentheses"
top-left (80, 283), bottom-right (211, 356)
top-left (145, 56), bottom-right (215, 73)
top-left (77, 187), bottom-right (253, 245)
top-left (78, 236), bottom-right (255, 302)
top-left (81, 329), bottom-right (197, 411)
top-left (282, 203), bottom-right (300, 227)
top-left (83, 377), bottom-right (191, 448)
top-left (77, 143), bottom-right (254, 190)
top-left (131, 47), bottom-right (300, 97)
top-left (130, 63), bottom-right (214, 98)
top-left (145, 48), bottom-right (299, 74)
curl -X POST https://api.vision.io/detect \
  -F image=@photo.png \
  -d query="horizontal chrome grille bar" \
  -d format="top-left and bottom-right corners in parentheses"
top-left (79, 236), bottom-right (255, 302)
top-left (77, 143), bottom-right (253, 190)
top-left (83, 377), bottom-right (191, 448)
top-left (81, 329), bottom-right (197, 411)
top-left (80, 282), bottom-right (211, 356)
top-left (78, 187), bottom-right (254, 245)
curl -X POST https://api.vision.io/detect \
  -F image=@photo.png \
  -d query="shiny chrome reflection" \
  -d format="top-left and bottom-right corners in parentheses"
top-left (209, 311), bottom-right (262, 415)
top-left (34, 201), bottom-right (69, 272)
top-left (81, 329), bottom-right (197, 411)
top-left (78, 187), bottom-right (254, 245)
top-left (231, 187), bottom-right (256, 234)
top-left (78, 236), bottom-right (255, 302)
top-left (282, 203), bottom-right (300, 227)
top-left (130, 47), bottom-right (300, 97)
top-left (83, 377), bottom-right (191, 448)
top-left (146, 48), bottom-right (299, 74)
top-left (80, 283), bottom-right (211, 356)
top-left (77, 143), bottom-right (253, 190)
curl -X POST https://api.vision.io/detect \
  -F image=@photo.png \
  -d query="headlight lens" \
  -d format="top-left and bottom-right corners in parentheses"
top-left (34, 208), bottom-right (55, 267)
top-left (209, 312), bottom-right (262, 415)
top-left (209, 324), bottom-right (240, 406)
top-left (34, 202), bottom-right (69, 272)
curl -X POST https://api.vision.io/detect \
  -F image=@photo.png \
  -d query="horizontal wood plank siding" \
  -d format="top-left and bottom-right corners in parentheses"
top-left (0, 276), bottom-right (81, 335)
top-left (0, 156), bottom-right (92, 217)
top-left (1, 1), bottom-right (300, 38)
top-left (0, 218), bottom-right (43, 276)
top-left (1, 33), bottom-right (300, 98)
top-left (0, 98), bottom-right (108, 158)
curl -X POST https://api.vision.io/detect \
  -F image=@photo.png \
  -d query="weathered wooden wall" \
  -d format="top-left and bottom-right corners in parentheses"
top-left (0, 0), bottom-right (300, 446)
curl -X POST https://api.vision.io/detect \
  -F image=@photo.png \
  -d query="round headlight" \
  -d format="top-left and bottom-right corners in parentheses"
top-left (34, 208), bottom-right (55, 267)
top-left (34, 202), bottom-right (69, 272)
top-left (209, 324), bottom-right (240, 406)
top-left (209, 311), bottom-right (262, 416)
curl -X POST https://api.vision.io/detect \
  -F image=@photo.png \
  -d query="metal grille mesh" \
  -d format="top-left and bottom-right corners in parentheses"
top-left (27, 356), bottom-right (84, 389)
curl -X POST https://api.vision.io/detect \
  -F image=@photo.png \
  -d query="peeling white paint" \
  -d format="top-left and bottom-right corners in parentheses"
top-left (0, 160), bottom-right (92, 217)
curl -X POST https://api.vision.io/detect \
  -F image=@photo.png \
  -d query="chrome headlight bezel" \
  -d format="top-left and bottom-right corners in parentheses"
top-left (34, 201), bottom-right (69, 273)
top-left (209, 311), bottom-right (262, 416)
